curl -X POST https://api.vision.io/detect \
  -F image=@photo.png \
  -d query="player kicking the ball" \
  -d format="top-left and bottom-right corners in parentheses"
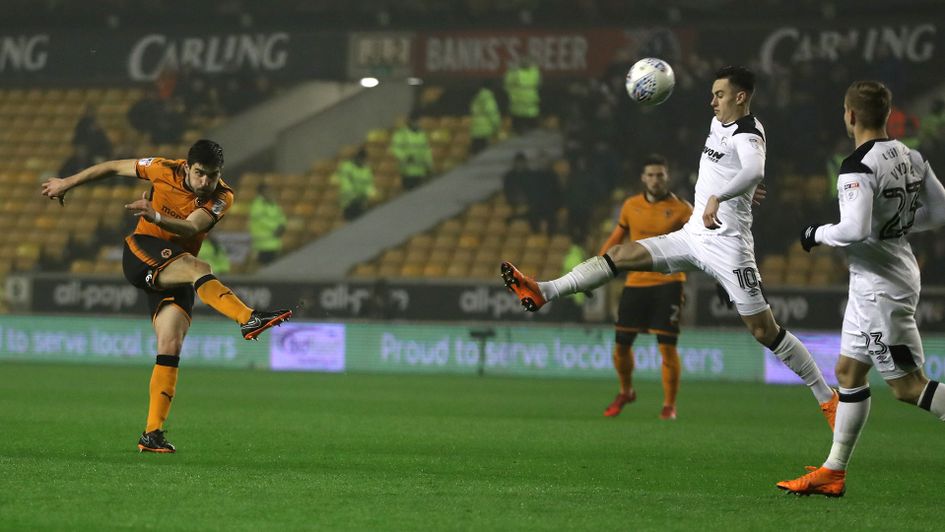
top-left (502, 66), bottom-right (838, 426)
top-left (777, 81), bottom-right (945, 497)
top-left (41, 140), bottom-right (293, 453)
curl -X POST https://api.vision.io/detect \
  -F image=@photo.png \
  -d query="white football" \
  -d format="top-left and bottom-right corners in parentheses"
top-left (625, 58), bottom-right (675, 106)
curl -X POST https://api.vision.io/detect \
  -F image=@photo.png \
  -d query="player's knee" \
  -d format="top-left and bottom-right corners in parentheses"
top-left (656, 335), bottom-right (677, 346)
top-left (891, 385), bottom-right (921, 404)
top-left (890, 377), bottom-right (926, 404)
top-left (192, 257), bottom-right (212, 276)
top-left (607, 243), bottom-right (650, 271)
top-left (748, 324), bottom-right (770, 344)
top-left (615, 331), bottom-right (636, 346)
top-left (156, 337), bottom-right (184, 356)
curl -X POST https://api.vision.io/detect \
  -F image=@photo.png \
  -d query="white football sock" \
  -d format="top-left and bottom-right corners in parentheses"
top-left (824, 385), bottom-right (871, 471)
top-left (918, 380), bottom-right (945, 421)
top-left (769, 328), bottom-right (835, 403)
top-left (538, 255), bottom-right (617, 302)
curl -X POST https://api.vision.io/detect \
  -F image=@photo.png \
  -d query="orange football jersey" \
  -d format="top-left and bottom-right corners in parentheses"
top-left (618, 193), bottom-right (692, 287)
top-left (133, 157), bottom-right (234, 256)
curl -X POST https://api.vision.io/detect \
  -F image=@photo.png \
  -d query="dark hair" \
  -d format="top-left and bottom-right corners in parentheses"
top-left (187, 139), bottom-right (224, 168)
top-left (845, 80), bottom-right (892, 129)
top-left (641, 153), bottom-right (668, 171)
top-left (715, 65), bottom-right (755, 95)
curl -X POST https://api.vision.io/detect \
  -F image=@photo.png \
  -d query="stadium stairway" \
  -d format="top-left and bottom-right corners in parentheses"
top-left (254, 128), bottom-right (563, 281)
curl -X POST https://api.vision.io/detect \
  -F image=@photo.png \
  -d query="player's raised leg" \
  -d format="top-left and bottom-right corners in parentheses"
top-left (501, 241), bottom-right (650, 311)
top-left (156, 253), bottom-right (292, 339)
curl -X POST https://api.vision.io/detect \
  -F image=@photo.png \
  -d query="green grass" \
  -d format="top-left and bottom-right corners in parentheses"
top-left (1, 362), bottom-right (942, 531)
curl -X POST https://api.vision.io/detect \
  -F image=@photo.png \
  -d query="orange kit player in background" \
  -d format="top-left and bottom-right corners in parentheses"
top-left (599, 154), bottom-right (692, 420)
top-left (41, 139), bottom-right (292, 454)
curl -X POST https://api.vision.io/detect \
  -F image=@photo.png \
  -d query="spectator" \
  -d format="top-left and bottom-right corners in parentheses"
top-left (178, 68), bottom-right (221, 119)
top-left (504, 55), bottom-right (541, 134)
top-left (59, 144), bottom-right (94, 178)
top-left (503, 151), bottom-right (531, 218)
top-left (920, 98), bottom-right (945, 173)
top-left (73, 104), bottom-right (112, 162)
top-left (150, 99), bottom-right (186, 145)
top-left (523, 152), bottom-right (562, 235)
top-left (562, 155), bottom-right (595, 243)
top-left (389, 113), bottom-right (433, 191)
top-left (249, 183), bottom-right (287, 265)
top-left (127, 88), bottom-right (163, 137)
top-left (127, 88), bottom-right (183, 144)
top-left (332, 147), bottom-right (377, 220)
top-left (469, 79), bottom-right (501, 154)
top-left (198, 234), bottom-right (231, 275)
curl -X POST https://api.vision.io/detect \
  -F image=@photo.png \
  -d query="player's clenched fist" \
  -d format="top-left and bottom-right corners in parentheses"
top-left (800, 224), bottom-right (822, 252)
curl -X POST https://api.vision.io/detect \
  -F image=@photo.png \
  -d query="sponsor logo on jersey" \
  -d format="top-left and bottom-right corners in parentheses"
top-left (702, 145), bottom-right (725, 162)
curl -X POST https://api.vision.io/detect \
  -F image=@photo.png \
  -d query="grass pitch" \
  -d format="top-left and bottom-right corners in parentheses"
top-left (1, 362), bottom-right (942, 531)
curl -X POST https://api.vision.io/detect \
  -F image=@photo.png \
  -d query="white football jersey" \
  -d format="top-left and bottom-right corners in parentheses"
top-left (685, 115), bottom-right (766, 238)
top-left (823, 139), bottom-right (926, 297)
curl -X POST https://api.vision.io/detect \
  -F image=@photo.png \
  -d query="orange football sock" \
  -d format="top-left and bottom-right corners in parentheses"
top-left (659, 343), bottom-right (681, 407)
top-left (194, 275), bottom-right (253, 324)
top-left (613, 344), bottom-right (635, 395)
top-left (145, 355), bottom-right (179, 433)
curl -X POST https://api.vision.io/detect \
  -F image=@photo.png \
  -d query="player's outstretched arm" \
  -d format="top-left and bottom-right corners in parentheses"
top-left (800, 174), bottom-right (873, 251)
top-left (41, 159), bottom-right (139, 204)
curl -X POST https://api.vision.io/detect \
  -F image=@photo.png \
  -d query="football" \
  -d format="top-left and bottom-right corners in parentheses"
top-left (625, 57), bottom-right (675, 106)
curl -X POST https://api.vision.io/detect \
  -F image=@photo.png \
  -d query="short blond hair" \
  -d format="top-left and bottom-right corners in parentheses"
top-left (845, 81), bottom-right (891, 129)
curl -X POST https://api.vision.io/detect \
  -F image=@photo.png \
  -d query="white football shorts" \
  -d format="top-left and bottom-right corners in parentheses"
top-left (840, 273), bottom-right (924, 380)
top-left (637, 227), bottom-right (769, 316)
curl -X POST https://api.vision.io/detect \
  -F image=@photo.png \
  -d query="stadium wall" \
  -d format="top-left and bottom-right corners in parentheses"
top-left (2, 314), bottom-right (945, 385)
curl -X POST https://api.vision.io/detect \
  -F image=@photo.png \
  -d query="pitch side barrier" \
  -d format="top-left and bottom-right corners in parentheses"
top-left (6, 275), bottom-right (945, 332)
top-left (2, 314), bottom-right (945, 385)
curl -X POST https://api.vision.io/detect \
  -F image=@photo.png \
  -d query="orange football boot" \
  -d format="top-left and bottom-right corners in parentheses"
top-left (777, 466), bottom-right (846, 497)
top-left (659, 405), bottom-right (677, 420)
top-left (821, 389), bottom-right (839, 431)
top-left (603, 390), bottom-right (636, 417)
top-left (500, 261), bottom-right (546, 312)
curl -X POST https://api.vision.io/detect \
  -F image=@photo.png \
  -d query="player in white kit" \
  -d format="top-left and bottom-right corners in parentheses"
top-left (501, 66), bottom-right (839, 425)
top-left (777, 81), bottom-right (945, 497)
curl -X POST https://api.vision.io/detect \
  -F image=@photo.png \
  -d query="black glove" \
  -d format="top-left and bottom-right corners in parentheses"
top-left (800, 224), bottom-right (822, 252)
top-left (715, 283), bottom-right (733, 309)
